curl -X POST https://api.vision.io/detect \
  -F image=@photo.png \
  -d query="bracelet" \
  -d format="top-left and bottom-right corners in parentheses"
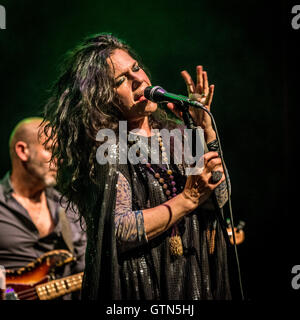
top-left (207, 139), bottom-right (219, 152)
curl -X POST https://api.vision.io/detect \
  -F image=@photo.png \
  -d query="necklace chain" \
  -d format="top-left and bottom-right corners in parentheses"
top-left (129, 132), bottom-right (177, 200)
top-left (128, 131), bottom-right (183, 256)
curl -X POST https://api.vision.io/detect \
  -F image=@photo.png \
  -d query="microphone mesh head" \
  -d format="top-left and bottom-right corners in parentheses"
top-left (143, 86), bottom-right (153, 100)
top-left (144, 86), bottom-right (166, 102)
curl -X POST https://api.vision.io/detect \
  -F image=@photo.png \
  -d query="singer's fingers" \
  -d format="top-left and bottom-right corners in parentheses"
top-left (203, 151), bottom-right (220, 167)
top-left (166, 102), bottom-right (183, 119)
top-left (205, 157), bottom-right (222, 173)
top-left (196, 65), bottom-right (203, 93)
top-left (181, 70), bottom-right (195, 95)
top-left (203, 71), bottom-right (209, 95)
top-left (165, 102), bottom-right (176, 112)
top-left (207, 85), bottom-right (215, 110)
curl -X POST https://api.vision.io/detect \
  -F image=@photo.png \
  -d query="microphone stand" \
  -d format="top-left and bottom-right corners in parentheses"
top-left (180, 99), bottom-right (245, 301)
top-left (179, 101), bottom-right (199, 159)
top-left (180, 101), bottom-right (197, 130)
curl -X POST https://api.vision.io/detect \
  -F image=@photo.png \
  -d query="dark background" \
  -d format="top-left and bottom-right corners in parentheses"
top-left (0, 0), bottom-right (299, 305)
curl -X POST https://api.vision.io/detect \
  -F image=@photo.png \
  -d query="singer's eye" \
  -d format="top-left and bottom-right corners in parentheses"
top-left (114, 63), bottom-right (140, 87)
top-left (115, 76), bottom-right (125, 87)
top-left (132, 64), bottom-right (140, 72)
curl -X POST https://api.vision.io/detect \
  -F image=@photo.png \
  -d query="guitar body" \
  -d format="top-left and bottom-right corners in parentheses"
top-left (5, 250), bottom-right (77, 300)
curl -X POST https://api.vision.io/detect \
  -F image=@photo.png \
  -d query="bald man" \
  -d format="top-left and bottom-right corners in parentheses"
top-left (0, 118), bottom-right (86, 300)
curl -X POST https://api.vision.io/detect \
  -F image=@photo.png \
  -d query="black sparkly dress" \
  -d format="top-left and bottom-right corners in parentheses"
top-left (81, 133), bottom-right (232, 300)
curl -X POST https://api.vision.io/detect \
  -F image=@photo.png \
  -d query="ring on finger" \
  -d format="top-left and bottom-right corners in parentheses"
top-left (211, 170), bottom-right (223, 184)
top-left (189, 93), bottom-right (202, 100)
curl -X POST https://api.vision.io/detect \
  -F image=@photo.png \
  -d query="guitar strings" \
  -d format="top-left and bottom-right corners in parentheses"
top-left (15, 287), bottom-right (38, 300)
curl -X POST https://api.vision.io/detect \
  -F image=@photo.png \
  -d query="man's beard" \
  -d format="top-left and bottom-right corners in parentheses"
top-left (26, 156), bottom-right (57, 188)
top-left (42, 174), bottom-right (57, 188)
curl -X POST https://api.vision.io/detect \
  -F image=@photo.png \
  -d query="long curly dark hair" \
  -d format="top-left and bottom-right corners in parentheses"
top-left (42, 33), bottom-right (177, 224)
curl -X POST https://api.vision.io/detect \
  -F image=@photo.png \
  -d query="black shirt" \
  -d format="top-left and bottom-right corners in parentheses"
top-left (0, 172), bottom-right (86, 278)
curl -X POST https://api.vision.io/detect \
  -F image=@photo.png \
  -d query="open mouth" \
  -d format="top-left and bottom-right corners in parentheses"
top-left (134, 88), bottom-right (149, 103)
top-left (136, 95), bottom-right (147, 103)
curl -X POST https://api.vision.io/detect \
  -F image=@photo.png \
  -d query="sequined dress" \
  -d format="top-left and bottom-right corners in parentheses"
top-left (81, 133), bottom-right (232, 300)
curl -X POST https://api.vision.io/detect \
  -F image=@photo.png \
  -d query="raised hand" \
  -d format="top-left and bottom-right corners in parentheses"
top-left (181, 65), bottom-right (214, 132)
top-left (166, 65), bottom-right (216, 142)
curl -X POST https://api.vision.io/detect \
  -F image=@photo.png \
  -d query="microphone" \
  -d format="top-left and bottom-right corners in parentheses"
top-left (144, 86), bottom-right (205, 109)
top-left (144, 85), bottom-right (212, 139)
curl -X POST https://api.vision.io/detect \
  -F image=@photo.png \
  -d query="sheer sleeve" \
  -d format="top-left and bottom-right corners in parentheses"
top-left (115, 172), bottom-right (148, 253)
top-left (214, 177), bottom-right (230, 208)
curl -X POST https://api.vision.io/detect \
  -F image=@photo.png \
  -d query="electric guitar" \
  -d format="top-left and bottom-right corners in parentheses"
top-left (4, 250), bottom-right (83, 300)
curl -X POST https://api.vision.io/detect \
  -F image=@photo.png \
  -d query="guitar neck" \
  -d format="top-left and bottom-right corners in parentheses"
top-left (35, 272), bottom-right (84, 300)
